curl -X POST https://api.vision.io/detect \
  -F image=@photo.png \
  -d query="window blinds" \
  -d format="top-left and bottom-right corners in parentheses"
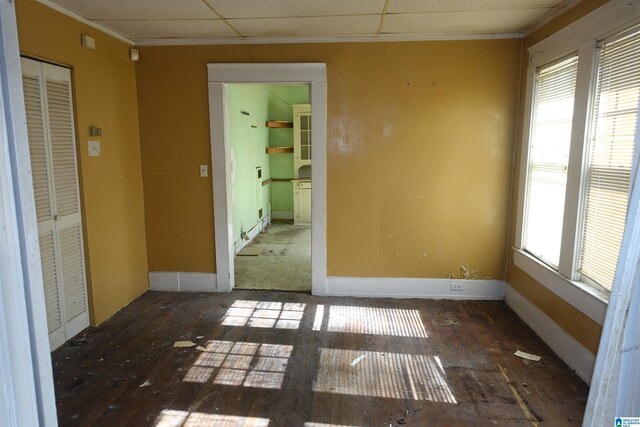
top-left (579, 28), bottom-right (640, 291)
top-left (523, 56), bottom-right (579, 267)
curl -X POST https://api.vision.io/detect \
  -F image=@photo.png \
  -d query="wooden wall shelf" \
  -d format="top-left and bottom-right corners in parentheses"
top-left (266, 147), bottom-right (294, 154)
top-left (266, 121), bottom-right (293, 128)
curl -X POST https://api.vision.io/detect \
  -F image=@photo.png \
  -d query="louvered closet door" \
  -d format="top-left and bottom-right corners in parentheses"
top-left (21, 58), bottom-right (89, 350)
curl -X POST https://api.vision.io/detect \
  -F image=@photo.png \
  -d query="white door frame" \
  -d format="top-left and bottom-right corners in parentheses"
top-left (0, 0), bottom-right (57, 424)
top-left (207, 63), bottom-right (327, 295)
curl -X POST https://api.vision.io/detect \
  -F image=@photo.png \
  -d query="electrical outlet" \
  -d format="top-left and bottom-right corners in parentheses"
top-left (200, 165), bottom-right (208, 177)
top-left (450, 281), bottom-right (464, 292)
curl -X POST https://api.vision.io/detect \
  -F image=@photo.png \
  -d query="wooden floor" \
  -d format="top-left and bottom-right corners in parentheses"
top-left (52, 290), bottom-right (588, 426)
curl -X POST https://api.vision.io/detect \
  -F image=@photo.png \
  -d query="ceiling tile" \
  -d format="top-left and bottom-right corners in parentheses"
top-left (387, 0), bottom-right (564, 14)
top-left (49, 0), bottom-right (217, 20)
top-left (383, 9), bottom-right (550, 34)
top-left (206, 0), bottom-right (385, 19)
top-left (231, 15), bottom-right (380, 37)
top-left (95, 20), bottom-right (237, 39)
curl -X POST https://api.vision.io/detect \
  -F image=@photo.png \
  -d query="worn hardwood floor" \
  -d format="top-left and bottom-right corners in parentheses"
top-left (52, 290), bottom-right (588, 426)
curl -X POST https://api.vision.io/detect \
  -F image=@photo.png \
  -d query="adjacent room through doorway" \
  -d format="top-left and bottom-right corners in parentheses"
top-left (228, 84), bottom-right (312, 292)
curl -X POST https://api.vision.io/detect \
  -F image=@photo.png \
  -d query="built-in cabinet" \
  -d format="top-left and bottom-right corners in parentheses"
top-left (293, 180), bottom-right (311, 225)
top-left (293, 104), bottom-right (311, 178)
top-left (21, 58), bottom-right (89, 350)
top-left (293, 104), bottom-right (311, 224)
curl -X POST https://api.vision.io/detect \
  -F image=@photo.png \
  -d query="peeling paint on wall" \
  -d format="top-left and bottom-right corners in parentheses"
top-left (448, 264), bottom-right (490, 280)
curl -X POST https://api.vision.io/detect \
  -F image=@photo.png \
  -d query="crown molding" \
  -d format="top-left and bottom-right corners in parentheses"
top-left (134, 32), bottom-right (522, 47)
top-left (523, 0), bottom-right (584, 37)
top-left (35, 0), bottom-right (134, 45)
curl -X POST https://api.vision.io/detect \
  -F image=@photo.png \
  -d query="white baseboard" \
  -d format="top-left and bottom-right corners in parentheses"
top-left (505, 284), bottom-right (595, 384)
top-left (271, 210), bottom-right (293, 220)
top-left (234, 214), bottom-right (271, 254)
top-left (149, 271), bottom-right (218, 292)
top-left (325, 276), bottom-right (505, 300)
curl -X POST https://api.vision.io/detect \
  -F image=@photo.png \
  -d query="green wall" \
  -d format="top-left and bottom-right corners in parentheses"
top-left (228, 84), bottom-right (271, 242)
top-left (268, 85), bottom-right (309, 215)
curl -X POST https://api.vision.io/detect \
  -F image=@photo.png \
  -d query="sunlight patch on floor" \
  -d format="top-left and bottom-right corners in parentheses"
top-left (183, 340), bottom-right (292, 390)
top-left (154, 409), bottom-right (270, 426)
top-left (222, 300), bottom-right (306, 329)
top-left (304, 423), bottom-right (362, 427)
top-left (326, 305), bottom-right (428, 338)
top-left (313, 348), bottom-right (456, 403)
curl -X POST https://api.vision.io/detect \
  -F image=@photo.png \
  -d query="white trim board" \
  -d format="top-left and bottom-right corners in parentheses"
top-left (135, 32), bottom-right (522, 47)
top-left (326, 277), bottom-right (505, 300)
top-left (208, 63), bottom-right (328, 295)
top-left (0, 1), bottom-right (57, 424)
top-left (149, 272), bottom-right (218, 292)
top-left (505, 284), bottom-right (595, 384)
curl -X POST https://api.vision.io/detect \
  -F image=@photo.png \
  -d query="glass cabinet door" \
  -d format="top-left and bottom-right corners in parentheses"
top-left (300, 113), bottom-right (311, 160)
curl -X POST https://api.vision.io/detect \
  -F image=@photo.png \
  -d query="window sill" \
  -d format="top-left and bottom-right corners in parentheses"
top-left (512, 248), bottom-right (608, 325)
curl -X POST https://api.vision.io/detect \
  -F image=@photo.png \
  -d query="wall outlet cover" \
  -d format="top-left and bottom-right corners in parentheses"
top-left (450, 281), bottom-right (464, 292)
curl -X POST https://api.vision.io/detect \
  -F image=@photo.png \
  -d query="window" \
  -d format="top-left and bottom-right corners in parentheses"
top-left (516, 12), bottom-right (640, 305)
top-left (523, 56), bottom-right (578, 267)
top-left (579, 29), bottom-right (640, 291)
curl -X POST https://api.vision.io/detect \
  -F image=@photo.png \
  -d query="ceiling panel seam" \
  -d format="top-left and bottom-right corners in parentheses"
top-left (377, 0), bottom-right (390, 36)
top-left (200, 0), bottom-right (245, 38)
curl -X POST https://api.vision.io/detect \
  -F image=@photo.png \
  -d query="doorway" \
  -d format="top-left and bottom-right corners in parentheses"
top-left (227, 84), bottom-right (311, 291)
top-left (207, 63), bottom-right (327, 295)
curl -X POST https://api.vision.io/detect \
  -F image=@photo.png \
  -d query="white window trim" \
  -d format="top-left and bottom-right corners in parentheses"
top-left (513, 249), bottom-right (608, 324)
top-left (514, 0), bottom-right (640, 320)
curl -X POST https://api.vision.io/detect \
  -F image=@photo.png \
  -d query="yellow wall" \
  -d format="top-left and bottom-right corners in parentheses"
top-left (506, 0), bottom-right (612, 355)
top-left (137, 40), bottom-right (521, 278)
top-left (16, 0), bottom-right (149, 324)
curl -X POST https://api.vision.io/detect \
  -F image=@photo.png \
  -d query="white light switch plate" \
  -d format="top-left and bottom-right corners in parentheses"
top-left (200, 165), bottom-right (208, 177)
top-left (88, 140), bottom-right (101, 157)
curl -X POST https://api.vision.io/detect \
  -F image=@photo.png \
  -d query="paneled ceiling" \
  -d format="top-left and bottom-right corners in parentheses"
top-left (43, 0), bottom-right (577, 45)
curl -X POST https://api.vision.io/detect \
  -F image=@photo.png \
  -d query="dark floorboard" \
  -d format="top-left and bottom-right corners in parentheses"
top-left (52, 290), bottom-right (588, 426)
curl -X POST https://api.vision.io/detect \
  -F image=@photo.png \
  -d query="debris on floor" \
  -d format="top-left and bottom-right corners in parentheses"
top-left (173, 341), bottom-right (196, 348)
top-left (195, 336), bottom-right (204, 340)
top-left (139, 380), bottom-right (151, 388)
top-left (351, 355), bottom-right (367, 366)
top-left (51, 291), bottom-right (590, 425)
top-left (514, 350), bottom-right (541, 362)
top-left (196, 346), bottom-right (206, 351)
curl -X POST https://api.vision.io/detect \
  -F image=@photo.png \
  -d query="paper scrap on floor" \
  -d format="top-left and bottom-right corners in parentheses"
top-left (173, 340), bottom-right (196, 348)
top-left (351, 355), bottom-right (366, 366)
top-left (514, 350), bottom-right (541, 362)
